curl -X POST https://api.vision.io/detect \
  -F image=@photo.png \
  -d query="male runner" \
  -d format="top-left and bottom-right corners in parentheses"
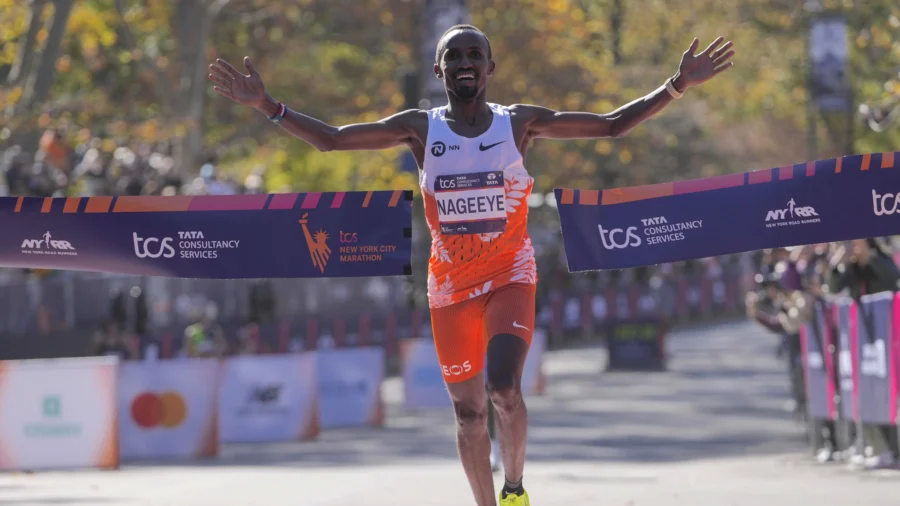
top-left (209, 24), bottom-right (734, 506)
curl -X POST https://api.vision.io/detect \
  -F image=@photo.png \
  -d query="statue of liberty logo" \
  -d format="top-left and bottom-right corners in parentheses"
top-left (298, 213), bottom-right (331, 273)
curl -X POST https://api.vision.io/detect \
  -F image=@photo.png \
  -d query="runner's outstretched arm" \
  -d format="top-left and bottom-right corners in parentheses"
top-left (209, 56), bottom-right (422, 152)
top-left (518, 36), bottom-right (735, 140)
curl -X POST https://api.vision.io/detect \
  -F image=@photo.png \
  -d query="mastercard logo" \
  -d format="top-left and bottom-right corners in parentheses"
top-left (130, 391), bottom-right (187, 429)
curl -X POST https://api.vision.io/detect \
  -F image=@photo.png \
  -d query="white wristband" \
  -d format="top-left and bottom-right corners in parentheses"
top-left (665, 78), bottom-right (684, 99)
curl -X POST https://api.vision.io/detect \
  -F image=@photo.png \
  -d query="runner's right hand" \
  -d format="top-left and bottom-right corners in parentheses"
top-left (208, 56), bottom-right (266, 109)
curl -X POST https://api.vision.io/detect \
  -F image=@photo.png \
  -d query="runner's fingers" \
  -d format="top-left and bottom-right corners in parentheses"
top-left (216, 58), bottom-right (244, 78)
top-left (713, 50), bottom-right (735, 68)
top-left (711, 41), bottom-right (733, 60)
top-left (713, 62), bottom-right (734, 75)
top-left (703, 36), bottom-right (725, 55)
top-left (208, 74), bottom-right (231, 89)
top-left (212, 86), bottom-right (235, 99)
top-left (209, 64), bottom-right (233, 81)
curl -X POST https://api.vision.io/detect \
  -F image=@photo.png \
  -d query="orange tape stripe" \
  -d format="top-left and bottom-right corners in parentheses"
top-left (113, 196), bottom-right (193, 212)
top-left (388, 190), bottom-right (402, 207)
top-left (41, 197), bottom-right (52, 213)
top-left (86, 197), bottom-right (113, 213)
top-left (63, 197), bottom-right (81, 213)
top-left (579, 190), bottom-right (599, 205)
top-left (362, 191), bottom-right (373, 208)
top-left (14, 197), bottom-right (23, 213)
top-left (601, 183), bottom-right (674, 205)
top-left (882, 152), bottom-right (894, 169)
top-left (835, 157), bottom-right (843, 173)
top-left (861, 153), bottom-right (871, 171)
top-left (560, 189), bottom-right (575, 205)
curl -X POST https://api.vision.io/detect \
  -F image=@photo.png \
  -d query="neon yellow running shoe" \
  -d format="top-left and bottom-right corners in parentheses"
top-left (499, 489), bottom-right (530, 506)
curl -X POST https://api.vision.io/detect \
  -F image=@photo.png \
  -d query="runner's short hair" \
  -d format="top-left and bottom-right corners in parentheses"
top-left (435, 24), bottom-right (492, 63)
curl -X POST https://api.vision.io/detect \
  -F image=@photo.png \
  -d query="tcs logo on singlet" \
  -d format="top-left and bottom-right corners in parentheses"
top-left (442, 360), bottom-right (473, 377)
top-left (130, 391), bottom-right (187, 429)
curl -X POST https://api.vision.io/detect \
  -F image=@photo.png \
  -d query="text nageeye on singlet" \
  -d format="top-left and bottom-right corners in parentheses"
top-left (434, 171), bottom-right (507, 235)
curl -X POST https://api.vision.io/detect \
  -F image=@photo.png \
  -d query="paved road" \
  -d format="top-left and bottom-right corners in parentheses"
top-left (1, 320), bottom-right (897, 505)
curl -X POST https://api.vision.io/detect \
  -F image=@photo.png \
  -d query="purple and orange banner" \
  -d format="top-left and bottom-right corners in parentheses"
top-left (0, 190), bottom-right (413, 279)
top-left (556, 152), bottom-right (900, 271)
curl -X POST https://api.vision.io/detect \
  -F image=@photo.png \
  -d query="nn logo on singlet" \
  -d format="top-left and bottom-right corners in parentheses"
top-left (431, 141), bottom-right (460, 157)
top-left (298, 213), bottom-right (331, 273)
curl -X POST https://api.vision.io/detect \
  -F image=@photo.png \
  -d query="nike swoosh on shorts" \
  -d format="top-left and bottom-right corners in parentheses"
top-left (512, 321), bottom-right (529, 331)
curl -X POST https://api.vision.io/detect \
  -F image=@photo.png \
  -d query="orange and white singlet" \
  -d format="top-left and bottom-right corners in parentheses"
top-left (420, 103), bottom-right (537, 309)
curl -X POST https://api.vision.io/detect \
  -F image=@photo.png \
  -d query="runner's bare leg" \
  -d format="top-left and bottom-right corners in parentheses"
top-left (446, 372), bottom-right (496, 506)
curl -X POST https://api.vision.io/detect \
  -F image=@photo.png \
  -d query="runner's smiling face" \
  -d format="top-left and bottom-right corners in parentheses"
top-left (435, 30), bottom-right (494, 101)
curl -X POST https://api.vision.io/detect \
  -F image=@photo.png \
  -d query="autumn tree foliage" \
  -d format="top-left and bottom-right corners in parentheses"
top-left (1, 0), bottom-right (897, 194)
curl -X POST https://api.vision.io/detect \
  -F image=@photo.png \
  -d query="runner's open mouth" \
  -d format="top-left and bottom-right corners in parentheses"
top-left (454, 71), bottom-right (476, 82)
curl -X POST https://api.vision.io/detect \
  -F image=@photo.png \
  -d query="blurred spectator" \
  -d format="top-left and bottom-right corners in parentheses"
top-left (109, 287), bottom-right (128, 331)
top-left (248, 279), bottom-right (276, 324)
top-left (746, 268), bottom-right (808, 419)
top-left (183, 302), bottom-right (228, 358)
top-left (91, 322), bottom-right (131, 360)
top-left (826, 239), bottom-right (900, 470)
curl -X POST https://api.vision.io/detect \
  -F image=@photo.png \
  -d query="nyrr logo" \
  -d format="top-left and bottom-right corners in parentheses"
top-left (21, 231), bottom-right (77, 256)
top-left (765, 198), bottom-right (819, 222)
top-left (299, 213), bottom-right (331, 273)
top-left (598, 225), bottom-right (641, 250)
top-left (431, 141), bottom-right (460, 157)
top-left (872, 189), bottom-right (900, 216)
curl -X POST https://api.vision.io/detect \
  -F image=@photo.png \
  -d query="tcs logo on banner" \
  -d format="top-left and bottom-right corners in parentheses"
top-left (872, 189), bottom-right (900, 216)
top-left (598, 225), bottom-right (641, 250)
top-left (133, 233), bottom-right (175, 259)
top-left (131, 391), bottom-right (187, 429)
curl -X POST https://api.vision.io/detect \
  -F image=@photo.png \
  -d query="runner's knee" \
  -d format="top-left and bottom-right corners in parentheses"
top-left (486, 333), bottom-right (527, 395)
top-left (452, 398), bottom-right (488, 434)
top-left (486, 338), bottom-right (524, 412)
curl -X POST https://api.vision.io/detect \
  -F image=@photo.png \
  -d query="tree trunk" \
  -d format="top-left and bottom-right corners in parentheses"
top-left (6, 0), bottom-right (47, 86)
top-left (25, 0), bottom-right (73, 109)
top-left (610, 0), bottom-right (623, 65)
top-left (18, 0), bottom-right (74, 154)
top-left (172, 0), bottom-right (229, 174)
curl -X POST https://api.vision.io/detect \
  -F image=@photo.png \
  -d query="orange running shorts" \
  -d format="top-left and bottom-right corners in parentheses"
top-left (429, 282), bottom-right (536, 384)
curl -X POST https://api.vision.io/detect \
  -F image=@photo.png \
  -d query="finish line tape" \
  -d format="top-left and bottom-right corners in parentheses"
top-left (0, 190), bottom-right (413, 279)
top-left (556, 152), bottom-right (900, 271)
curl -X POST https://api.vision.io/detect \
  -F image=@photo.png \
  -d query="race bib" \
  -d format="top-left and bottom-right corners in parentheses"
top-left (434, 171), bottom-right (506, 235)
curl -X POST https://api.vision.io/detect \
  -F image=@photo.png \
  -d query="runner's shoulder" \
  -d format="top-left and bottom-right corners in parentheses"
top-left (388, 108), bottom-right (430, 139)
top-left (506, 103), bottom-right (555, 126)
top-left (389, 108), bottom-right (429, 124)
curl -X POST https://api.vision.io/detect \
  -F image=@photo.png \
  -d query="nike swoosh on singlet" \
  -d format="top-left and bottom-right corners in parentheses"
top-left (479, 140), bottom-right (505, 151)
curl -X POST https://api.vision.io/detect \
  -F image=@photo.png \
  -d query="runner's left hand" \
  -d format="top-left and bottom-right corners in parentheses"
top-left (676, 36), bottom-right (735, 89)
